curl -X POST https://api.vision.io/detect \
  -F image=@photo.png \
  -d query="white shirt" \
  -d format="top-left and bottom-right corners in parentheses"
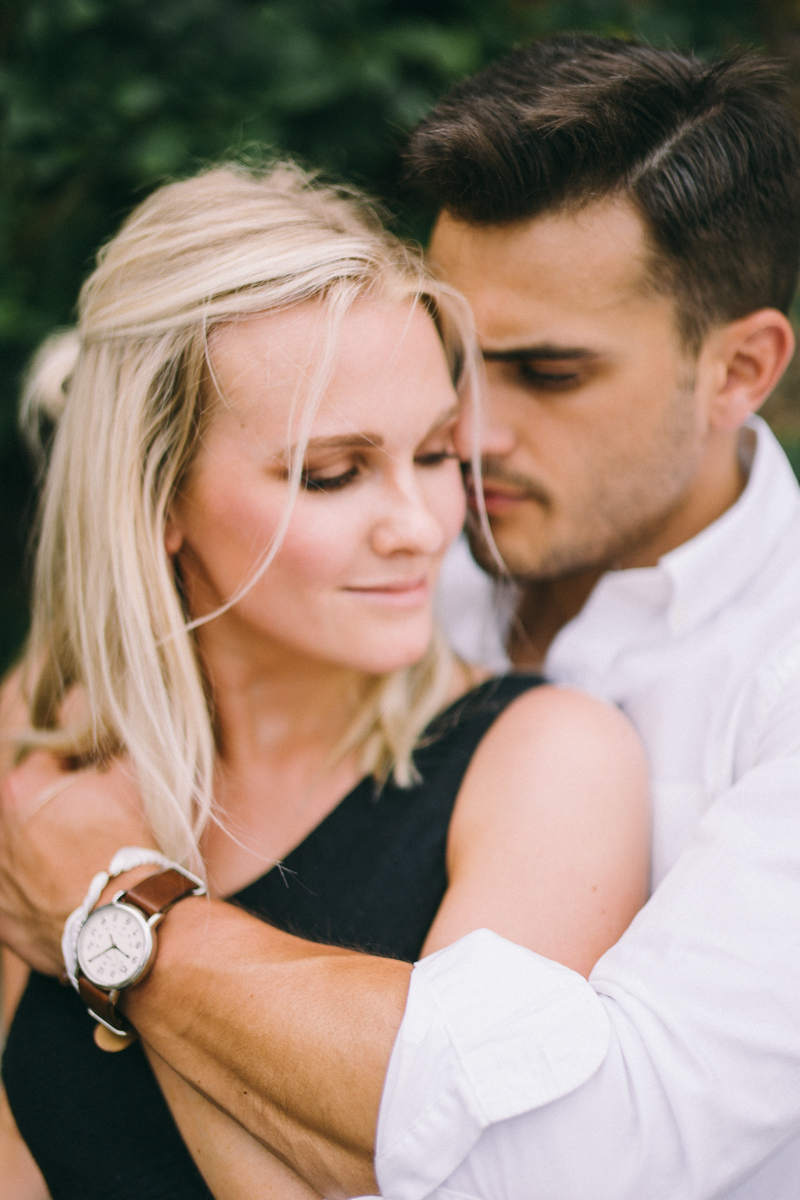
top-left (368, 417), bottom-right (800, 1200)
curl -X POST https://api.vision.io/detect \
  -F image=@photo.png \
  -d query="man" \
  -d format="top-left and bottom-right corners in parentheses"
top-left (4, 34), bottom-right (800, 1199)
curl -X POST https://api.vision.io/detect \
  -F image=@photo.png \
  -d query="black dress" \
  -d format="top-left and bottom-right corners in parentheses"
top-left (3, 674), bottom-right (544, 1200)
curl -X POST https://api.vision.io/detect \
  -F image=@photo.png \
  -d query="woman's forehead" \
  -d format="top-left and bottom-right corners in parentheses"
top-left (206, 299), bottom-right (451, 437)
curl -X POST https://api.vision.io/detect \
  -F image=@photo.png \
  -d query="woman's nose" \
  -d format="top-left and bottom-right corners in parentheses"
top-left (370, 479), bottom-right (446, 558)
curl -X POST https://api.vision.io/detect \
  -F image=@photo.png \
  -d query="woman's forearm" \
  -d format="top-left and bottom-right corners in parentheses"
top-left (122, 897), bottom-right (411, 1199)
top-left (0, 1086), bottom-right (50, 1200)
top-left (145, 1046), bottom-right (325, 1200)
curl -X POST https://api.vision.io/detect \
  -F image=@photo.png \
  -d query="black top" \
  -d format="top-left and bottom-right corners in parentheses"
top-left (3, 673), bottom-right (544, 1200)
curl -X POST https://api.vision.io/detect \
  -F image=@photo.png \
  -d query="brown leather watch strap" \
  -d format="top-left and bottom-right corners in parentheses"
top-left (120, 867), bottom-right (201, 918)
top-left (78, 977), bottom-right (131, 1034)
top-left (77, 868), bottom-right (202, 1034)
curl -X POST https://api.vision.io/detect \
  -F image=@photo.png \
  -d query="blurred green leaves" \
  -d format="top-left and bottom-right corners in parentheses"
top-left (0, 0), bottom-right (773, 375)
top-left (0, 0), bottom-right (790, 669)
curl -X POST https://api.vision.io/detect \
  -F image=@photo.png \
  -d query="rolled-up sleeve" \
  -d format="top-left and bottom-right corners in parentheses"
top-left (375, 931), bottom-right (610, 1198)
top-left (372, 738), bottom-right (800, 1198)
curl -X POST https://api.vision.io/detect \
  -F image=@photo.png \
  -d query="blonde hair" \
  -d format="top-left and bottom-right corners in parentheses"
top-left (18, 161), bottom-right (478, 866)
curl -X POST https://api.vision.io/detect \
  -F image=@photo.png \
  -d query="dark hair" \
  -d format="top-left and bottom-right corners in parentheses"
top-left (404, 36), bottom-right (800, 348)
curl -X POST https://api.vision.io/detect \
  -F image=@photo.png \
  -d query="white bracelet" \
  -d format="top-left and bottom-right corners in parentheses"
top-left (62, 847), bottom-right (206, 991)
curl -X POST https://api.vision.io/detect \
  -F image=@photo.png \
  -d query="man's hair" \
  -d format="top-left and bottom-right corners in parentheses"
top-left (404, 35), bottom-right (800, 348)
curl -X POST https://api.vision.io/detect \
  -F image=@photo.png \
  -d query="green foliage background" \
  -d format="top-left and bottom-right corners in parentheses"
top-left (1, 0), bottom-right (799, 670)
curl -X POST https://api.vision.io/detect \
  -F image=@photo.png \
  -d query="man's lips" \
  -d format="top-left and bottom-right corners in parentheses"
top-left (468, 483), bottom-right (531, 515)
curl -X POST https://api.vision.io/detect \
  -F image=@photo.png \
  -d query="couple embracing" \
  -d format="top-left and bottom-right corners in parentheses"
top-left (2, 34), bottom-right (800, 1200)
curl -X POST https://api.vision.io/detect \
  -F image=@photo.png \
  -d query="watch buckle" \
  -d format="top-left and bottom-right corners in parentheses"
top-left (87, 992), bottom-right (131, 1037)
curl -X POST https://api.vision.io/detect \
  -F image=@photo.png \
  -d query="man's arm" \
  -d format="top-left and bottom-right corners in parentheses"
top-left (8, 732), bottom-right (799, 1200)
top-left (0, 688), bottom-right (648, 1198)
top-left (371, 663), bottom-right (800, 1199)
top-left (7, 658), bottom-right (800, 1199)
top-left (0, 755), bottom-right (404, 1198)
top-left (125, 899), bottom-right (406, 1198)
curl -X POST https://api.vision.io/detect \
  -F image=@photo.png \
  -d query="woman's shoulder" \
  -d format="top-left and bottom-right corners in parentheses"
top-left (424, 668), bottom-right (548, 743)
top-left (466, 679), bottom-right (648, 784)
top-left (0, 665), bottom-right (27, 779)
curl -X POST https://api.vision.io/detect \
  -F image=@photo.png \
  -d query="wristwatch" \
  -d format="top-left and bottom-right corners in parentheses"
top-left (75, 867), bottom-right (204, 1035)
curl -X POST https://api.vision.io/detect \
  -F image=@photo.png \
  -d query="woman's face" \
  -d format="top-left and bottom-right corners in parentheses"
top-left (168, 299), bottom-right (466, 676)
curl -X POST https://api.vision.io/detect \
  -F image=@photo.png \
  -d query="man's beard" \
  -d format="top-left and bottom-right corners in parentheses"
top-left (464, 371), bottom-right (703, 584)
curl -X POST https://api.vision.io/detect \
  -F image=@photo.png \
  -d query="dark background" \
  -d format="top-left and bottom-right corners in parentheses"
top-left (3, 0), bottom-right (800, 672)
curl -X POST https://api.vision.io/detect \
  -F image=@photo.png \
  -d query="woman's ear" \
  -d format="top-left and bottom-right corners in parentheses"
top-left (706, 309), bottom-right (795, 433)
top-left (164, 516), bottom-right (183, 557)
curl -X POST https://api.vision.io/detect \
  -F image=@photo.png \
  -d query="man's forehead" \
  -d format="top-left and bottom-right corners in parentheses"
top-left (428, 197), bottom-right (658, 346)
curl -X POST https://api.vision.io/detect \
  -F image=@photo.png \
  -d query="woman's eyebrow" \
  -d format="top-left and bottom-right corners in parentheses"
top-left (422, 403), bottom-right (460, 439)
top-left (293, 404), bottom-right (459, 458)
top-left (303, 433), bottom-right (385, 450)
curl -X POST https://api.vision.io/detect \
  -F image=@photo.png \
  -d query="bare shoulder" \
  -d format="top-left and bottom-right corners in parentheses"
top-left (425, 681), bottom-right (651, 969)
top-left (447, 679), bottom-right (650, 852)
top-left (0, 664), bottom-right (27, 724)
top-left (470, 681), bottom-right (648, 781)
top-left (0, 665), bottom-right (28, 779)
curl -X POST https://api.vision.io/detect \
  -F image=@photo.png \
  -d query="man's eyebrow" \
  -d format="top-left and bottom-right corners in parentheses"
top-left (480, 346), bottom-right (597, 362)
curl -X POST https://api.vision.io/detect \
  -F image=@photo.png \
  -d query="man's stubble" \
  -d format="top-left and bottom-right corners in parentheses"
top-left (467, 368), bottom-right (703, 584)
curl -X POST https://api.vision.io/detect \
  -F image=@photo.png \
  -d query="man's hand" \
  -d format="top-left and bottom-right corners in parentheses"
top-left (0, 751), bottom-right (406, 1196)
top-left (0, 752), bottom-right (154, 974)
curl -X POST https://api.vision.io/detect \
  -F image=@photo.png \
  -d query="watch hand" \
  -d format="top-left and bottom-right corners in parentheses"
top-left (88, 940), bottom-right (115, 963)
top-left (108, 941), bottom-right (130, 959)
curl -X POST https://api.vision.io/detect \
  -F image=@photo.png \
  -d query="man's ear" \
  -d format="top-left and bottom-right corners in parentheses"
top-left (705, 309), bottom-right (795, 433)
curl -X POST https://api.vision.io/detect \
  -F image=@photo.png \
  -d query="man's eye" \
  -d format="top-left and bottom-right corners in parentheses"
top-left (517, 363), bottom-right (580, 389)
top-left (301, 465), bottom-right (360, 491)
top-left (414, 451), bottom-right (459, 468)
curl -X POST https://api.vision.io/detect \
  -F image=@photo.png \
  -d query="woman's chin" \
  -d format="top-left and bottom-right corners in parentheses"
top-left (339, 634), bottom-right (439, 677)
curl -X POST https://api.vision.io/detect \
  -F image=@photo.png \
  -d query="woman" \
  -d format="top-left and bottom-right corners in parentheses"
top-left (0, 162), bottom-right (649, 1199)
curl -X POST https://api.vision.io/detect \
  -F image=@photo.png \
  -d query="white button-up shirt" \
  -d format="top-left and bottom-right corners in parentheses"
top-left (368, 416), bottom-right (800, 1200)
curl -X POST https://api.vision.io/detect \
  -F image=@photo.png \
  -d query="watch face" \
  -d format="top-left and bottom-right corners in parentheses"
top-left (77, 903), bottom-right (154, 990)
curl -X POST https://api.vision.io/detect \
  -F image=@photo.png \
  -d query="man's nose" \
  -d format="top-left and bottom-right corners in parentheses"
top-left (454, 399), bottom-right (516, 462)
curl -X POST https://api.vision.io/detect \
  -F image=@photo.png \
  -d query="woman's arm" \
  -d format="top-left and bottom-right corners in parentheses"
top-left (0, 672), bottom-right (50, 1200)
top-left (0, 1081), bottom-right (49, 1200)
top-left (423, 684), bottom-right (650, 969)
top-left (144, 1048), bottom-right (324, 1200)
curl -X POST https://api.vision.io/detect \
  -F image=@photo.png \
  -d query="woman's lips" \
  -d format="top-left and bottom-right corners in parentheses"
top-left (344, 577), bottom-right (430, 608)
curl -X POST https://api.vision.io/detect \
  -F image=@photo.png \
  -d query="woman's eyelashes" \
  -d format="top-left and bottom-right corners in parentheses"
top-left (300, 448), bottom-right (458, 492)
top-left (414, 450), bottom-right (459, 467)
top-left (301, 463), bottom-right (360, 491)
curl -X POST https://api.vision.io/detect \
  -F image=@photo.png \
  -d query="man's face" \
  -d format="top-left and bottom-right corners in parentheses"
top-left (431, 199), bottom-right (711, 579)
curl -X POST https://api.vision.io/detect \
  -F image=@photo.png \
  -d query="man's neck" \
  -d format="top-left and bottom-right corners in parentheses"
top-left (509, 571), bottom-right (603, 670)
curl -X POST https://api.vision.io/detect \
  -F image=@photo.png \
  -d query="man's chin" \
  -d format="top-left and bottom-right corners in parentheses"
top-left (464, 519), bottom-right (531, 580)
top-left (463, 517), bottom-right (609, 583)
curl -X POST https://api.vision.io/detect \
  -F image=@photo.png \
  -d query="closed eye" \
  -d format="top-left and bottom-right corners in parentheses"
top-left (300, 447), bottom-right (458, 491)
top-left (301, 464), bottom-right (360, 491)
top-left (517, 362), bottom-right (580, 389)
top-left (414, 451), bottom-right (459, 467)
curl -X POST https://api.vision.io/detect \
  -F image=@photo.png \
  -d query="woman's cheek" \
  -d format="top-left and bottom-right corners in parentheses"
top-left (280, 498), bottom-right (365, 580)
top-left (430, 462), bottom-right (468, 547)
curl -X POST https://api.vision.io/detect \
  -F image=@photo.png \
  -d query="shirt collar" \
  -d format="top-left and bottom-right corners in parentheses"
top-left (659, 416), bottom-right (800, 637)
top-left (546, 418), bottom-right (800, 677)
